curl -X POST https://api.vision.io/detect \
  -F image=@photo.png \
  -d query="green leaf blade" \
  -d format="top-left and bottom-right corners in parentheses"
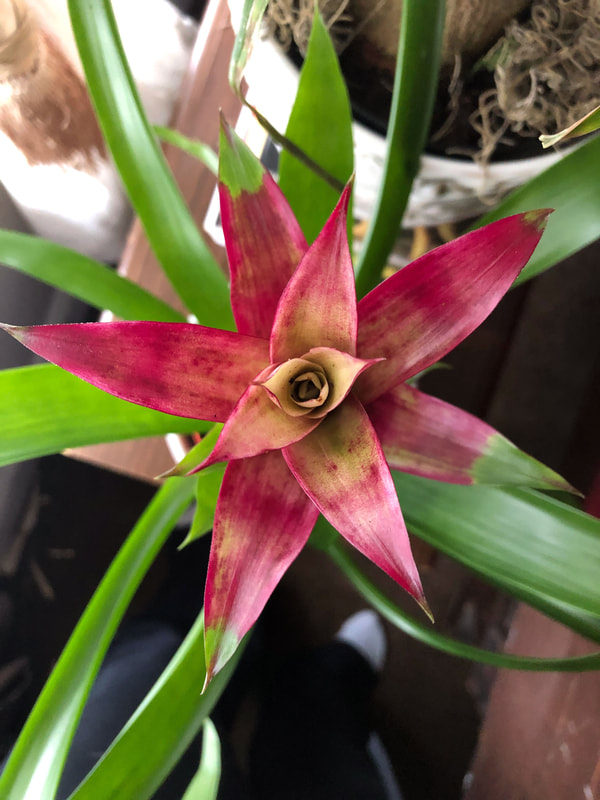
top-left (67, 0), bottom-right (233, 329)
top-left (540, 104), bottom-right (600, 148)
top-left (0, 365), bottom-right (204, 467)
top-left (182, 719), bottom-right (221, 800)
top-left (0, 477), bottom-right (197, 800)
top-left (329, 540), bottom-right (600, 671)
top-left (0, 232), bottom-right (184, 322)
top-left (474, 135), bottom-right (600, 284)
top-left (278, 9), bottom-right (354, 243)
top-left (228, 0), bottom-right (269, 94)
top-left (354, 0), bottom-right (445, 297)
top-left (67, 621), bottom-right (241, 800)
top-left (154, 127), bottom-right (218, 176)
top-left (392, 471), bottom-right (600, 619)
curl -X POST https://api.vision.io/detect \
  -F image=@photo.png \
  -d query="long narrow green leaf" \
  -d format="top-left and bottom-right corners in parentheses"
top-left (182, 720), bottom-right (221, 800)
top-left (278, 9), bottom-right (354, 243)
top-left (154, 127), bottom-right (218, 176)
top-left (68, 623), bottom-right (239, 800)
top-left (0, 232), bottom-right (184, 322)
top-left (393, 471), bottom-right (600, 619)
top-left (540, 104), bottom-right (600, 148)
top-left (0, 365), bottom-right (205, 467)
top-left (168, 426), bottom-right (225, 548)
top-left (0, 476), bottom-right (197, 800)
top-left (354, 0), bottom-right (444, 298)
top-left (228, 0), bottom-right (269, 93)
top-left (475, 134), bottom-right (600, 284)
top-left (67, 0), bottom-right (233, 328)
top-left (329, 542), bottom-right (600, 671)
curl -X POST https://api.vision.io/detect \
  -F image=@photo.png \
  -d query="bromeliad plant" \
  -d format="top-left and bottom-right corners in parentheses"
top-left (1, 126), bottom-right (572, 681)
top-left (1, 1), bottom-right (600, 798)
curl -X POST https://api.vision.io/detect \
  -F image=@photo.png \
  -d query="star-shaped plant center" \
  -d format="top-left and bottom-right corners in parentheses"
top-left (0, 122), bottom-right (573, 685)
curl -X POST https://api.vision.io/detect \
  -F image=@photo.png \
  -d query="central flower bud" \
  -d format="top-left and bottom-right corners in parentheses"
top-left (290, 369), bottom-right (329, 407)
top-left (258, 357), bottom-right (331, 418)
top-left (255, 347), bottom-right (382, 421)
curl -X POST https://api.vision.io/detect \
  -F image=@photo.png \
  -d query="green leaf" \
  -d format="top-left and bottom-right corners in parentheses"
top-left (0, 365), bottom-right (205, 467)
top-left (392, 471), bottom-right (600, 619)
top-left (354, 0), bottom-right (445, 298)
top-left (67, 0), bottom-right (233, 329)
top-left (329, 539), bottom-right (600, 671)
top-left (474, 134), bottom-right (600, 285)
top-left (170, 426), bottom-right (225, 548)
top-left (0, 231), bottom-right (184, 322)
top-left (218, 121), bottom-right (265, 198)
top-left (0, 476), bottom-right (197, 800)
top-left (228, 0), bottom-right (269, 95)
top-left (278, 8), bottom-right (354, 243)
top-left (68, 623), bottom-right (239, 800)
top-left (540, 105), bottom-right (600, 148)
top-left (183, 465), bottom-right (224, 546)
top-left (181, 720), bottom-right (221, 800)
top-left (154, 127), bottom-right (218, 176)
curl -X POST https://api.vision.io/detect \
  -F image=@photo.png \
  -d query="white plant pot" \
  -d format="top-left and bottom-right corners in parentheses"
top-left (237, 36), bottom-right (567, 228)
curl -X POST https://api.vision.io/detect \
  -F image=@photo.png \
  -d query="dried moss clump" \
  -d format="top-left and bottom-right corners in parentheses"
top-left (472, 0), bottom-right (600, 162)
top-left (265, 0), bottom-right (353, 54)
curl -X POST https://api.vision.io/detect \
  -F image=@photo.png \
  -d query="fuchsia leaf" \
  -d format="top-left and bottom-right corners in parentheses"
top-left (218, 120), bottom-right (308, 338)
top-left (355, 211), bottom-right (552, 404)
top-left (269, 183), bottom-right (357, 361)
top-left (283, 395), bottom-right (428, 612)
top-left (1, 322), bottom-right (269, 422)
top-left (203, 451), bottom-right (319, 685)
top-left (369, 383), bottom-right (578, 492)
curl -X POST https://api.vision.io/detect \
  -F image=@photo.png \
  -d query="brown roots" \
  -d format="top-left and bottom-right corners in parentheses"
top-left (470, 0), bottom-right (600, 162)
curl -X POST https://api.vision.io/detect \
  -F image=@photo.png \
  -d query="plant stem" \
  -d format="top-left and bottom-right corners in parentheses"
top-left (354, 0), bottom-right (445, 299)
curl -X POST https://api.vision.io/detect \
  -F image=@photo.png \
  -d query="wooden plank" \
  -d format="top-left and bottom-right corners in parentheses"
top-left (464, 605), bottom-right (600, 800)
top-left (72, 0), bottom-right (240, 481)
top-left (465, 241), bottom-right (600, 799)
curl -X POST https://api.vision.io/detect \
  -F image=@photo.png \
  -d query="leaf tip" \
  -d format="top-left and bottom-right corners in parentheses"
top-left (417, 592), bottom-right (435, 624)
top-left (0, 322), bottom-right (23, 340)
top-left (218, 118), bottom-right (264, 198)
top-left (522, 208), bottom-right (554, 233)
top-left (203, 623), bottom-right (239, 692)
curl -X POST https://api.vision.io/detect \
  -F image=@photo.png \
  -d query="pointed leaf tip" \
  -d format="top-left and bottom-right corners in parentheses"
top-left (218, 120), bottom-right (264, 198)
top-left (202, 624), bottom-right (239, 691)
top-left (0, 323), bottom-right (24, 340)
top-left (523, 208), bottom-right (554, 232)
top-left (419, 595), bottom-right (435, 624)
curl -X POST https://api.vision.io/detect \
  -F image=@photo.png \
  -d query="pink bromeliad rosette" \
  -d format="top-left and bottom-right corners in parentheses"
top-left (1, 122), bottom-right (573, 685)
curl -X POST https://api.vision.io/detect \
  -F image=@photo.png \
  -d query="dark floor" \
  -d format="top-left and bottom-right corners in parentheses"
top-left (0, 452), bottom-right (501, 799)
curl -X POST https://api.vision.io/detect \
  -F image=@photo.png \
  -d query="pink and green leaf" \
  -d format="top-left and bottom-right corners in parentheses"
top-left (356, 211), bottom-right (551, 404)
top-left (283, 395), bottom-right (428, 613)
top-left (369, 383), bottom-right (578, 492)
top-left (1, 322), bottom-right (269, 422)
top-left (219, 121), bottom-right (307, 338)
top-left (269, 183), bottom-right (357, 361)
top-left (203, 451), bottom-right (319, 683)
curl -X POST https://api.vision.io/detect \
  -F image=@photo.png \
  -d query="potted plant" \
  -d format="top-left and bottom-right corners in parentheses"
top-left (235, 0), bottom-right (600, 228)
top-left (0, 0), bottom-right (599, 796)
